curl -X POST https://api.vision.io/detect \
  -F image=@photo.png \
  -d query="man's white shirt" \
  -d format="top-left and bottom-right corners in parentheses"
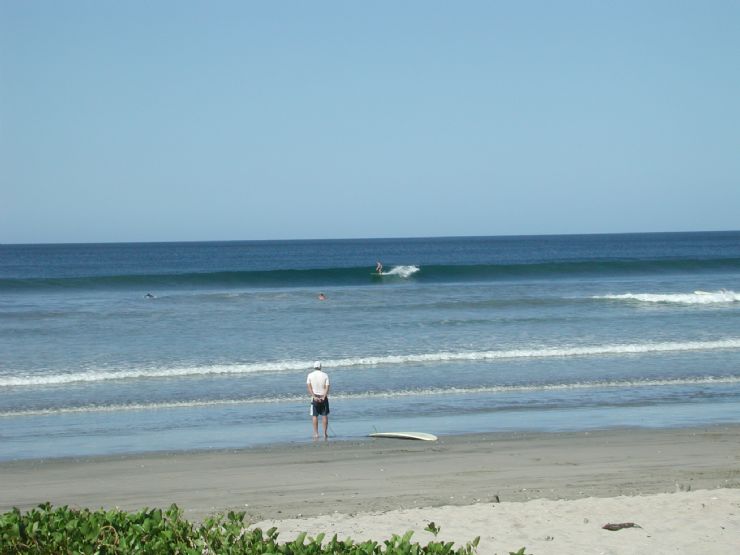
top-left (307, 370), bottom-right (329, 396)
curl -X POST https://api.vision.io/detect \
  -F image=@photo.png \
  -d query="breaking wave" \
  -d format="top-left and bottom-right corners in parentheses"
top-left (2, 375), bottom-right (739, 417)
top-left (3, 257), bottom-right (739, 291)
top-left (380, 265), bottom-right (420, 278)
top-left (595, 290), bottom-right (740, 304)
top-left (3, 338), bottom-right (739, 388)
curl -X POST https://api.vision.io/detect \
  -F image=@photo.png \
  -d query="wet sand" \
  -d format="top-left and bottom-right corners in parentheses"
top-left (2, 425), bottom-right (738, 527)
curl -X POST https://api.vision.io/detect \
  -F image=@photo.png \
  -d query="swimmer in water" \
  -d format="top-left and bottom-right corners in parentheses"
top-left (318, 292), bottom-right (326, 301)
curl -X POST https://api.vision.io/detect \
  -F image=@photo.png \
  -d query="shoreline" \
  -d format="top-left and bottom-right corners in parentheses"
top-left (3, 419), bottom-right (738, 466)
top-left (2, 424), bottom-right (739, 524)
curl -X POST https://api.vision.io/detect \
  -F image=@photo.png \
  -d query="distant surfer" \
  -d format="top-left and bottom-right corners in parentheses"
top-left (307, 361), bottom-right (330, 440)
top-left (144, 293), bottom-right (155, 299)
top-left (318, 292), bottom-right (326, 301)
top-left (375, 261), bottom-right (383, 274)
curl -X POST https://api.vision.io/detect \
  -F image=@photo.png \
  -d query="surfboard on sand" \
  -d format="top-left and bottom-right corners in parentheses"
top-left (368, 432), bottom-right (438, 441)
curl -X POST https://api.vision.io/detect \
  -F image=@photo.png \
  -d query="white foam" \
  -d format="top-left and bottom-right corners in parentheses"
top-left (2, 375), bottom-right (738, 418)
top-left (0, 360), bottom-right (311, 388)
top-left (595, 290), bottom-right (740, 304)
top-left (383, 265), bottom-right (420, 278)
top-left (2, 338), bottom-right (740, 388)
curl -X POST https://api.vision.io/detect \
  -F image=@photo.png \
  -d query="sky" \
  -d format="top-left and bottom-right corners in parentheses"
top-left (1, 1), bottom-right (739, 243)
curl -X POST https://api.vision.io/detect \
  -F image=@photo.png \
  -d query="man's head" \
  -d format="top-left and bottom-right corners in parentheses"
top-left (313, 361), bottom-right (322, 370)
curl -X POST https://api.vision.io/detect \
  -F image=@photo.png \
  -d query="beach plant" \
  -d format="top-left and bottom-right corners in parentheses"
top-left (0, 503), bottom-right (484, 554)
top-left (424, 522), bottom-right (440, 537)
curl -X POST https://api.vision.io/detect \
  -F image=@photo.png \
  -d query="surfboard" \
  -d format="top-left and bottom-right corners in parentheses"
top-left (368, 432), bottom-right (438, 441)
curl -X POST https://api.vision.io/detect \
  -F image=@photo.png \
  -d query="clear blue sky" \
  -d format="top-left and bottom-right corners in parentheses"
top-left (2, 1), bottom-right (739, 243)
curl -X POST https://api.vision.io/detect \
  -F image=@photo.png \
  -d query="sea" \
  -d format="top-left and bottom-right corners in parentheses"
top-left (1, 231), bottom-right (739, 461)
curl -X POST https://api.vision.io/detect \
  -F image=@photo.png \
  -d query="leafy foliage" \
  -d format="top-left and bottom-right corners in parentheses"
top-left (0, 503), bottom-right (484, 554)
top-left (424, 522), bottom-right (440, 537)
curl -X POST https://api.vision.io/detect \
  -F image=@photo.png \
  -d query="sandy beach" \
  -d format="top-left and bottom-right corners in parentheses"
top-left (254, 489), bottom-right (740, 555)
top-left (2, 425), bottom-right (739, 553)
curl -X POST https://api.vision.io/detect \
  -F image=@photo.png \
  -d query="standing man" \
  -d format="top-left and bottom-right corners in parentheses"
top-left (307, 361), bottom-right (330, 440)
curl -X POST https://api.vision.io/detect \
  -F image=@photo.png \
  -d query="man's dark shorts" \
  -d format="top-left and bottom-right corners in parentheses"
top-left (310, 398), bottom-right (330, 416)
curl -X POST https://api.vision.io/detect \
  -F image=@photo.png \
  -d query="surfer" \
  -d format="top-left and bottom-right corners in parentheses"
top-left (375, 260), bottom-right (383, 274)
top-left (306, 361), bottom-right (330, 440)
top-left (318, 292), bottom-right (326, 301)
top-left (144, 293), bottom-right (155, 299)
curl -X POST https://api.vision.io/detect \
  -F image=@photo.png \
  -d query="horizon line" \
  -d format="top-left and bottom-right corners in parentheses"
top-left (2, 228), bottom-right (739, 247)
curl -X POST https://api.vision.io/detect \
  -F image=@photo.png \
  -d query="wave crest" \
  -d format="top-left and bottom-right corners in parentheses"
top-left (382, 265), bottom-right (420, 278)
top-left (4, 258), bottom-right (740, 291)
top-left (2, 375), bottom-right (739, 418)
top-left (595, 290), bottom-right (739, 304)
top-left (2, 338), bottom-right (739, 388)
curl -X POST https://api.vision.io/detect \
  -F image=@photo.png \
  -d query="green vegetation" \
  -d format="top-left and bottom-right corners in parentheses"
top-left (0, 503), bottom-right (484, 554)
top-left (424, 522), bottom-right (440, 537)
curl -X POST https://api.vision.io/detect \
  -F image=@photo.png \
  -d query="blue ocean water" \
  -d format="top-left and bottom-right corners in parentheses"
top-left (1, 232), bottom-right (739, 461)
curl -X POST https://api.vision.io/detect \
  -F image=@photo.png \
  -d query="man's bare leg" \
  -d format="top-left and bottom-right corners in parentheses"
top-left (322, 416), bottom-right (329, 439)
top-left (312, 415), bottom-right (319, 440)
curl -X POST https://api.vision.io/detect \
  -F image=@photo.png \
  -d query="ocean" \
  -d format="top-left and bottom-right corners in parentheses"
top-left (1, 232), bottom-right (739, 461)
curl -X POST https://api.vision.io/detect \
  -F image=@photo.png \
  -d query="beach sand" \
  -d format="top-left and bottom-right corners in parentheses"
top-left (2, 426), bottom-right (739, 553)
top-left (254, 489), bottom-right (740, 555)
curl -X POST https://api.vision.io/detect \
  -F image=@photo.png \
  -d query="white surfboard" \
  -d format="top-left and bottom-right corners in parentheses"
top-left (369, 432), bottom-right (438, 441)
